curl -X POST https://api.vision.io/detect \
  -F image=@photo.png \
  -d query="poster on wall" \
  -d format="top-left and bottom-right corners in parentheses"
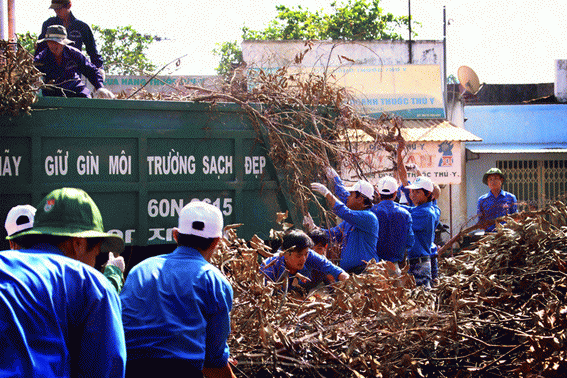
top-left (342, 141), bottom-right (461, 185)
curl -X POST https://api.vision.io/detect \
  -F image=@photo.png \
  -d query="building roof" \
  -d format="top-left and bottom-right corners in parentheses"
top-left (346, 119), bottom-right (482, 143)
top-left (467, 143), bottom-right (567, 154)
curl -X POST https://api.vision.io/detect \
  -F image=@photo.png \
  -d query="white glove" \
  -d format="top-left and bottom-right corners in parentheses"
top-left (105, 252), bottom-right (125, 272)
top-left (303, 213), bottom-right (315, 232)
top-left (99, 68), bottom-right (106, 82)
top-left (325, 167), bottom-right (339, 182)
top-left (94, 87), bottom-right (115, 99)
top-left (311, 182), bottom-right (331, 197)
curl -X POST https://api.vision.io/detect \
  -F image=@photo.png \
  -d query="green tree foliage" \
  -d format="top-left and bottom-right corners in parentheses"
top-left (212, 41), bottom-right (244, 78)
top-left (92, 25), bottom-right (158, 75)
top-left (215, 0), bottom-right (417, 76)
top-left (16, 32), bottom-right (38, 56)
top-left (16, 26), bottom-right (158, 75)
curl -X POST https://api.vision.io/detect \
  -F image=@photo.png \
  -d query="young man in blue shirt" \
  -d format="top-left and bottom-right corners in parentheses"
top-left (477, 167), bottom-right (517, 232)
top-left (373, 176), bottom-right (414, 275)
top-left (260, 229), bottom-right (349, 293)
top-left (1, 187), bottom-right (126, 377)
top-left (403, 176), bottom-right (438, 288)
top-left (34, 25), bottom-right (114, 98)
top-left (120, 201), bottom-right (235, 378)
top-left (308, 178), bottom-right (379, 274)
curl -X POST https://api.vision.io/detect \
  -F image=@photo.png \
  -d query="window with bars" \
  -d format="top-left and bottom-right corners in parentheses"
top-left (497, 160), bottom-right (567, 210)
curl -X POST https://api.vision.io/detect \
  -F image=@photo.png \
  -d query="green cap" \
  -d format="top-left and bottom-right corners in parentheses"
top-left (482, 168), bottom-right (505, 185)
top-left (8, 187), bottom-right (124, 254)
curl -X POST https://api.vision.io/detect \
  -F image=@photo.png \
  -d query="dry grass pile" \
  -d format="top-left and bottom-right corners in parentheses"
top-left (213, 204), bottom-right (567, 377)
top-left (0, 41), bottom-right (41, 116)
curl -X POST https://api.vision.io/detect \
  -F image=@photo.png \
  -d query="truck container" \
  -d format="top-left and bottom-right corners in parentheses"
top-left (1, 97), bottom-right (292, 265)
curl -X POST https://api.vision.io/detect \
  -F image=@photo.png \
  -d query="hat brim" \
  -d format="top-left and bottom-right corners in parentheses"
top-left (482, 173), bottom-right (505, 185)
top-left (11, 227), bottom-right (125, 254)
top-left (38, 37), bottom-right (73, 45)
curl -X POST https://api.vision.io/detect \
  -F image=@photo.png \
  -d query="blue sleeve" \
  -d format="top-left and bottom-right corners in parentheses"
top-left (509, 193), bottom-right (518, 214)
top-left (323, 223), bottom-right (345, 245)
top-left (477, 196), bottom-right (484, 217)
top-left (333, 201), bottom-right (377, 234)
top-left (305, 250), bottom-right (344, 280)
top-left (332, 176), bottom-right (350, 203)
top-left (79, 272), bottom-right (126, 378)
top-left (399, 185), bottom-right (413, 206)
top-left (203, 273), bottom-right (233, 368)
top-left (80, 22), bottom-right (104, 69)
top-left (259, 255), bottom-right (286, 282)
top-left (72, 48), bottom-right (103, 89)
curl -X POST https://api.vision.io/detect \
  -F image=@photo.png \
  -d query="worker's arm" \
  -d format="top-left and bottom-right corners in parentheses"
top-left (397, 139), bottom-right (409, 187)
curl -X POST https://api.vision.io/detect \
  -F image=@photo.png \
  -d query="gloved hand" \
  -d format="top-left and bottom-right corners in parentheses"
top-left (105, 252), bottom-right (125, 272)
top-left (98, 68), bottom-right (106, 82)
top-left (94, 87), bottom-right (115, 99)
top-left (325, 167), bottom-right (339, 182)
top-left (311, 182), bottom-right (331, 197)
top-left (303, 213), bottom-right (315, 232)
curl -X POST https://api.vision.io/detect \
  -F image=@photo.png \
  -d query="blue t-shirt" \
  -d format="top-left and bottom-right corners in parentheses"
top-left (120, 246), bottom-right (233, 370)
top-left (0, 245), bottom-right (126, 378)
top-left (372, 200), bottom-right (414, 263)
top-left (260, 249), bottom-right (344, 286)
top-left (477, 189), bottom-right (517, 232)
top-left (36, 12), bottom-right (104, 68)
top-left (324, 201), bottom-right (379, 272)
top-left (402, 201), bottom-right (437, 260)
top-left (34, 45), bottom-right (104, 98)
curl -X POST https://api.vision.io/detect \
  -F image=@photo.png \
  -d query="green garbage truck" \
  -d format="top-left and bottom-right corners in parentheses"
top-left (1, 97), bottom-right (292, 264)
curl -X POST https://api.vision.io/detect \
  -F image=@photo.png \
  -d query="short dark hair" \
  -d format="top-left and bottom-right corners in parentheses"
top-left (380, 192), bottom-right (396, 201)
top-left (308, 229), bottom-right (328, 246)
top-left (177, 232), bottom-right (217, 251)
top-left (282, 229), bottom-right (313, 253)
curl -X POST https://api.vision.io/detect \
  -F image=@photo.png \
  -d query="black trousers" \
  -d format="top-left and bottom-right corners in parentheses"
top-left (126, 358), bottom-right (204, 378)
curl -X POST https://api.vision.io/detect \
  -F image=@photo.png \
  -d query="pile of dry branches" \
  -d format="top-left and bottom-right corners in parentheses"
top-left (213, 203), bottom-right (567, 377)
top-left (0, 41), bottom-right (41, 116)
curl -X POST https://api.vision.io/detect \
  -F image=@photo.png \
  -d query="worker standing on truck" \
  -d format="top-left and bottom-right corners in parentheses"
top-left (477, 167), bottom-right (517, 232)
top-left (1, 187), bottom-right (126, 377)
top-left (260, 229), bottom-right (349, 294)
top-left (34, 25), bottom-right (114, 98)
top-left (120, 201), bottom-right (236, 378)
top-left (306, 179), bottom-right (379, 274)
top-left (36, 0), bottom-right (105, 78)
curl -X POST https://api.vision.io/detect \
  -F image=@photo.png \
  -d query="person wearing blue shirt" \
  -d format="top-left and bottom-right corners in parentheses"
top-left (121, 201), bottom-right (235, 378)
top-left (477, 167), bottom-right (518, 232)
top-left (34, 25), bottom-right (113, 98)
top-left (401, 176), bottom-right (438, 288)
top-left (373, 176), bottom-right (414, 274)
top-left (429, 184), bottom-right (442, 285)
top-left (307, 179), bottom-right (379, 274)
top-left (37, 0), bottom-right (104, 71)
top-left (1, 187), bottom-right (126, 378)
top-left (260, 229), bottom-right (349, 293)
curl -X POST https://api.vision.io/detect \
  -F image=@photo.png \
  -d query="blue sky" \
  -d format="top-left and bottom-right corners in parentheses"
top-left (4, 0), bottom-right (567, 84)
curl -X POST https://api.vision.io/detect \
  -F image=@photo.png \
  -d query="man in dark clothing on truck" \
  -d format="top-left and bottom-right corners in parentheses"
top-left (36, 0), bottom-right (104, 76)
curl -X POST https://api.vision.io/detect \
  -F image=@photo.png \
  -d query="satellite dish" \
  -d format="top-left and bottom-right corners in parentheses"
top-left (457, 65), bottom-right (481, 95)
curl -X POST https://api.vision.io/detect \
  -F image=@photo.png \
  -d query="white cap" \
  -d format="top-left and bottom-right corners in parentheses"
top-left (5, 205), bottom-right (36, 237)
top-left (406, 176), bottom-right (434, 192)
top-left (378, 176), bottom-right (399, 195)
top-left (345, 180), bottom-right (374, 200)
top-left (176, 201), bottom-right (223, 238)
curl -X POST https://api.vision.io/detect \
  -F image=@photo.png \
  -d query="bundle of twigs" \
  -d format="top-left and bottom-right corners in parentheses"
top-left (0, 40), bottom-right (41, 116)
top-left (212, 202), bottom-right (567, 377)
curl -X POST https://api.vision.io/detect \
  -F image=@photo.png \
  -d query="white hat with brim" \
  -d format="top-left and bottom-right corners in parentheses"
top-left (37, 25), bottom-right (73, 45)
top-left (344, 180), bottom-right (374, 200)
top-left (176, 201), bottom-right (224, 239)
top-left (378, 176), bottom-right (399, 195)
top-left (5, 205), bottom-right (36, 238)
top-left (406, 176), bottom-right (434, 192)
